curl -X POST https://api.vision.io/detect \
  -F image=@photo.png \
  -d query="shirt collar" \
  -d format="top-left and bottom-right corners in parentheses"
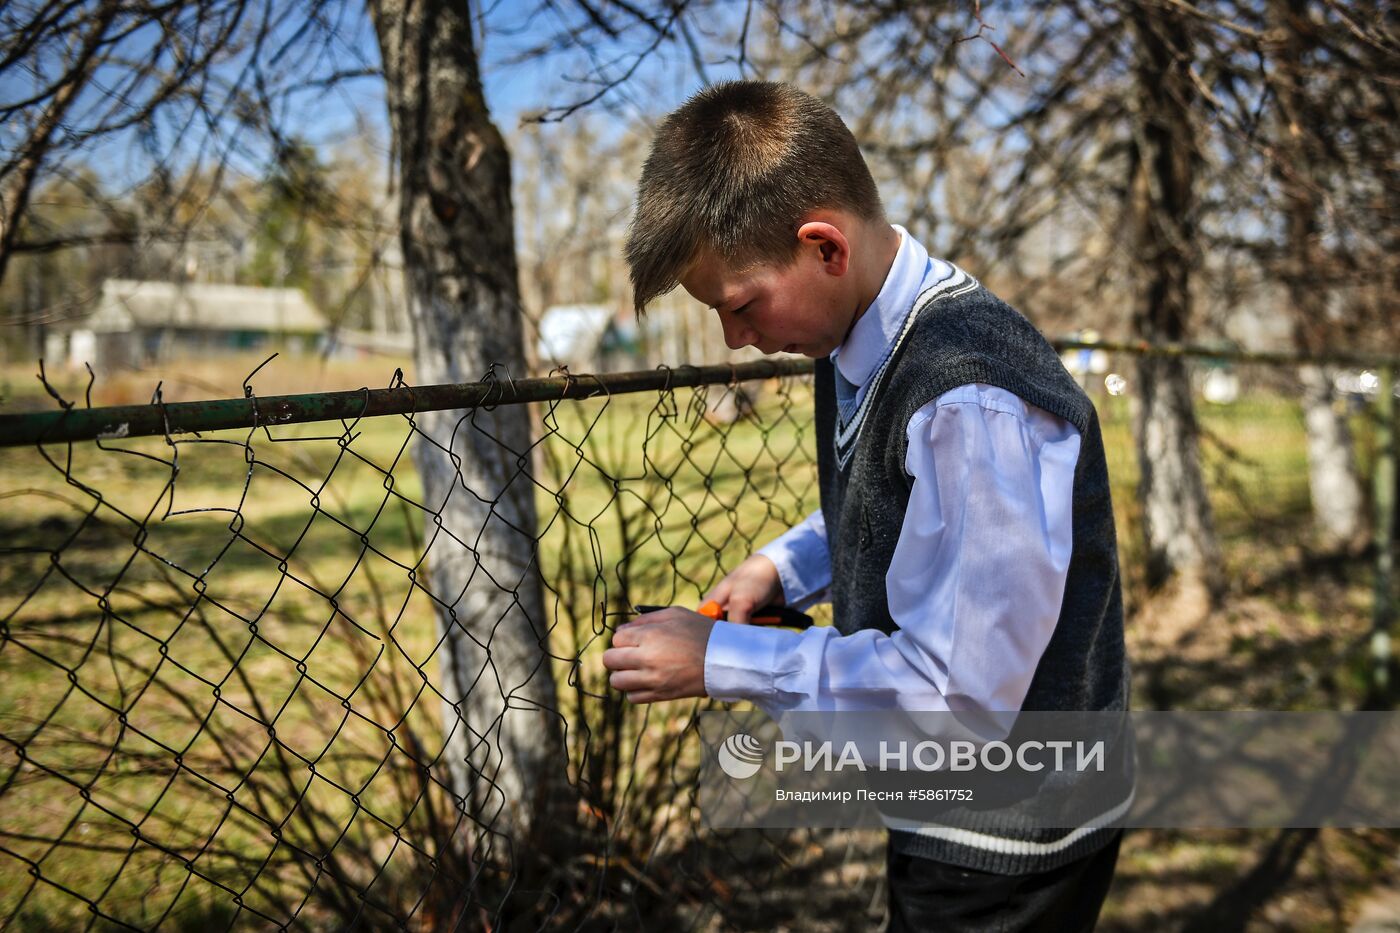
top-left (831, 224), bottom-right (931, 388)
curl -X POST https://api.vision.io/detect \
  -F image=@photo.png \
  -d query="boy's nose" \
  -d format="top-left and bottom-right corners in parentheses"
top-left (719, 314), bottom-right (754, 350)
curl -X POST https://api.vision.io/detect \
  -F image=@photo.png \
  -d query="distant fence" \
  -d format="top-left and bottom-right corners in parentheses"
top-left (0, 340), bottom-right (1396, 929)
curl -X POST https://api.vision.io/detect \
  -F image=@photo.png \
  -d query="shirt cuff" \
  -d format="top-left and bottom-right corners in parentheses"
top-left (704, 620), bottom-right (800, 703)
top-left (757, 529), bottom-right (832, 609)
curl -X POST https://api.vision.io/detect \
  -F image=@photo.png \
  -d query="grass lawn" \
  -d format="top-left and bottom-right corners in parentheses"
top-left (0, 356), bottom-right (1394, 930)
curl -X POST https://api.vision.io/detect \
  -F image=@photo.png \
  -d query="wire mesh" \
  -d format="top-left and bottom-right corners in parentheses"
top-left (0, 360), bottom-right (898, 931)
top-left (0, 349), bottom-right (1387, 929)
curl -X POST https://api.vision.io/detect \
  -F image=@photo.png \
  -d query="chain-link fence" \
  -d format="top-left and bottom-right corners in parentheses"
top-left (0, 358), bottom-right (882, 930)
top-left (0, 345), bottom-right (1395, 930)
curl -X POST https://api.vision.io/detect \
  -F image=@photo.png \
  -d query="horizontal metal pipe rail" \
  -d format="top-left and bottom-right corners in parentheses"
top-left (2, 341), bottom-right (1398, 448)
top-left (0, 359), bottom-right (813, 447)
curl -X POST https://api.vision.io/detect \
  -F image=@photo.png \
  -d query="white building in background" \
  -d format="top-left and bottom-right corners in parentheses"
top-left (534, 303), bottom-right (647, 373)
top-left (537, 303), bottom-right (614, 365)
top-left (47, 279), bottom-right (327, 370)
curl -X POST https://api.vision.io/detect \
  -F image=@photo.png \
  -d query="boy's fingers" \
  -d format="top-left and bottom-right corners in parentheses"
top-left (612, 619), bottom-right (657, 645)
top-left (703, 579), bottom-right (732, 605)
top-left (627, 608), bottom-right (672, 626)
top-left (726, 598), bottom-right (755, 624)
top-left (609, 670), bottom-right (649, 692)
top-left (601, 646), bottom-right (642, 670)
top-left (611, 626), bottom-right (642, 648)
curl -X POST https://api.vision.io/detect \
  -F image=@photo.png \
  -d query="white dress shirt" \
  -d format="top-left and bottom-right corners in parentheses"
top-left (703, 227), bottom-right (1082, 716)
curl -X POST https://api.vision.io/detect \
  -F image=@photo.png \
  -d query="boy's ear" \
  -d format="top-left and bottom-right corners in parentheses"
top-left (796, 220), bottom-right (850, 275)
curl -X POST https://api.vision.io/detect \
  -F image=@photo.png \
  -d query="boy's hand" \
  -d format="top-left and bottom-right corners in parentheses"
top-left (704, 554), bottom-right (785, 623)
top-left (603, 608), bottom-right (715, 704)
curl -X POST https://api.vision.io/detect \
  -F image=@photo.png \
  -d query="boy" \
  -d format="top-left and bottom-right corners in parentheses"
top-left (601, 81), bottom-right (1128, 931)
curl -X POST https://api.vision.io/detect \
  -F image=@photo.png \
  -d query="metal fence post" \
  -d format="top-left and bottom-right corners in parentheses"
top-left (1373, 365), bottom-right (1396, 698)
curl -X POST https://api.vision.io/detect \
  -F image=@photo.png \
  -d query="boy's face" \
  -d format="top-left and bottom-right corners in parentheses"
top-left (679, 226), bottom-right (859, 358)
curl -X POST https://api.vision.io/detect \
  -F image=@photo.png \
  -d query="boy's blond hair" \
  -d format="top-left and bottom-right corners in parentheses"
top-left (625, 81), bottom-right (884, 313)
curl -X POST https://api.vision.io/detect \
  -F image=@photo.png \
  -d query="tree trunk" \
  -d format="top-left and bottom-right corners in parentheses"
top-left (1128, 3), bottom-right (1224, 599)
top-left (1299, 365), bottom-right (1365, 545)
top-left (368, 0), bottom-right (571, 851)
top-left (1271, 0), bottom-right (1366, 547)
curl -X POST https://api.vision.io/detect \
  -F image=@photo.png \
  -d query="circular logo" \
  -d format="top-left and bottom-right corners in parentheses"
top-left (717, 733), bottom-right (764, 779)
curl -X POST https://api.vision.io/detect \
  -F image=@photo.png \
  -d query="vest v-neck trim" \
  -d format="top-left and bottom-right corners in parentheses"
top-left (833, 265), bottom-right (980, 470)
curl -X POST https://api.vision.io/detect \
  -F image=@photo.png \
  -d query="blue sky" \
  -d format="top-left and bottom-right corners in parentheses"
top-left (476, 3), bottom-right (738, 130)
top-left (0, 2), bottom-right (726, 196)
top-left (312, 2), bottom-right (739, 149)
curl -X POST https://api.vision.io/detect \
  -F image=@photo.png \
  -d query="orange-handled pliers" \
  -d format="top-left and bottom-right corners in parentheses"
top-left (634, 601), bottom-right (814, 629)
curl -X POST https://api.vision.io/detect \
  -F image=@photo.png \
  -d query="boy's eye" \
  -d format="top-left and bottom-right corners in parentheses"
top-left (731, 302), bottom-right (751, 316)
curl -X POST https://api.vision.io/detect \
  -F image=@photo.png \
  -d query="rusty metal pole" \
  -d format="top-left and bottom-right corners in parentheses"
top-left (0, 358), bottom-right (815, 448)
top-left (1373, 366), bottom-right (1396, 698)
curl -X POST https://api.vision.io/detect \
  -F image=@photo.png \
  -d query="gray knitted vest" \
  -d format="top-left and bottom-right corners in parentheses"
top-left (814, 266), bottom-right (1131, 873)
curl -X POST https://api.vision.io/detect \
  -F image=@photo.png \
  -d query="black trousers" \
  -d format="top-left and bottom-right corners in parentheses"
top-left (885, 830), bottom-right (1123, 933)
